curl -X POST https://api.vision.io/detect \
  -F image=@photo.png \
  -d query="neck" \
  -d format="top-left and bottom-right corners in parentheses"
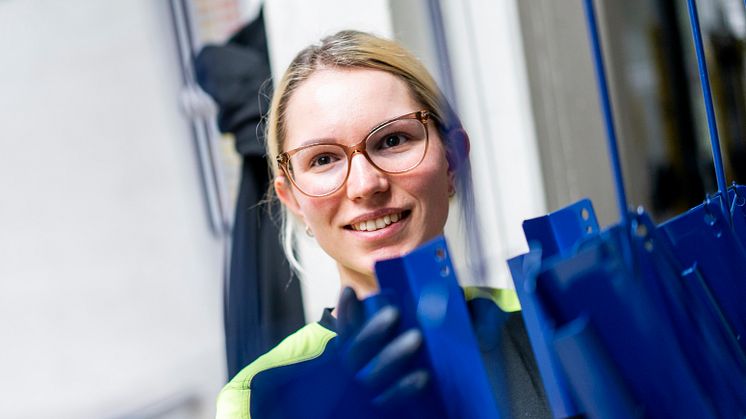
top-left (331, 267), bottom-right (377, 318)
top-left (336, 264), bottom-right (378, 301)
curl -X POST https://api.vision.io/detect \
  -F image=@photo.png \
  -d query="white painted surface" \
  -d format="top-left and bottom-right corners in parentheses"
top-left (0, 1), bottom-right (226, 417)
top-left (440, 0), bottom-right (547, 287)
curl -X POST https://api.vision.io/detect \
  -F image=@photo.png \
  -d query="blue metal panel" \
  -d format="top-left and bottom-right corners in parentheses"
top-left (658, 194), bottom-right (746, 352)
top-left (632, 211), bottom-right (746, 416)
top-left (509, 250), bottom-right (579, 419)
top-left (551, 316), bottom-right (638, 419)
top-left (522, 199), bottom-right (600, 261)
top-left (374, 236), bottom-right (502, 419)
top-left (510, 198), bottom-right (601, 418)
top-left (731, 185), bottom-right (746, 247)
top-left (535, 224), bottom-right (718, 418)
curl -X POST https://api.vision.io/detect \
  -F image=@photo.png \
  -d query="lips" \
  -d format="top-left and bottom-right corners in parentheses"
top-left (345, 210), bottom-right (411, 232)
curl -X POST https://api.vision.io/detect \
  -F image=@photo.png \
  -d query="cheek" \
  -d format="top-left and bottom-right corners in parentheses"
top-left (411, 154), bottom-right (451, 217)
top-left (296, 194), bottom-right (338, 228)
top-left (425, 147), bottom-right (451, 194)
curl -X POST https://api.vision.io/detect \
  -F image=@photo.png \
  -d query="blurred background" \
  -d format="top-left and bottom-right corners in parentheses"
top-left (0, 0), bottom-right (743, 417)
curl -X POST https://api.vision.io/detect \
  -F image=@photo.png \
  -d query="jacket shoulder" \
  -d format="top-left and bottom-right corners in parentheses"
top-left (215, 322), bottom-right (337, 419)
top-left (463, 286), bottom-right (521, 312)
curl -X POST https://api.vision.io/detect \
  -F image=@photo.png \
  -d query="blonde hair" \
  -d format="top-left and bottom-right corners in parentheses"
top-left (266, 30), bottom-right (483, 279)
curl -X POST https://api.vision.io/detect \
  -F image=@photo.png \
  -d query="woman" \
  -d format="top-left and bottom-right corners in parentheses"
top-left (216, 30), bottom-right (549, 418)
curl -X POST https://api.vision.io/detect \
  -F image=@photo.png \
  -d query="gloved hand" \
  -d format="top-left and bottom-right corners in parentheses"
top-left (336, 287), bottom-right (431, 409)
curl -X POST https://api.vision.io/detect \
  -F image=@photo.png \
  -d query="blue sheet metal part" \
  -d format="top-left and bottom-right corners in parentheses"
top-left (509, 250), bottom-right (578, 419)
top-left (374, 236), bottom-right (502, 419)
top-left (522, 199), bottom-right (600, 261)
top-left (551, 316), bottom-right (639, 419)
top-left (657, 194), bottom-right (746, 352)
top-left (512, 203), bottom-right (746, 416)
top-left (731, 184), bottom-right (746, 245)
top-left (631, 211), bottom-right (746, 416)
top-left (534, 224), bottom-right (718, 418)
top-left (509, 198), bottom-right (600, 418)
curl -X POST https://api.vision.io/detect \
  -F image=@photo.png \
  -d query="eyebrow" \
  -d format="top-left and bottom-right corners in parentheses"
top-left (296, 137), bottom-right (342, 148)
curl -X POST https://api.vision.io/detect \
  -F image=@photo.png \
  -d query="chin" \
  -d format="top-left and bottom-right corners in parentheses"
top-left (370, 243), bottom-right (415, 265)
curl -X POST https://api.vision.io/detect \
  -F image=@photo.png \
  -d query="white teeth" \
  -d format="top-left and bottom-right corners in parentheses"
top-left (352, 212), bottom-right (404, 232)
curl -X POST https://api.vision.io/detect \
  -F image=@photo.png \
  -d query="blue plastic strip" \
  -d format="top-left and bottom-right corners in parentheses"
top-left (581, 0), bottom-right (629, 225)
top-left (685, 0), bottom-right (731, 216)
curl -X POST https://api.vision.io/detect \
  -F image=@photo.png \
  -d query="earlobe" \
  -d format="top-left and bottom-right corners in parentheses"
top-left (274, 175), bottom-right (304, 220)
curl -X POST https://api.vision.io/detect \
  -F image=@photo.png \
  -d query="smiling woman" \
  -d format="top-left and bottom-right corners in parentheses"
top-left (276, 68), bottom-right (452, 295)
top-left (216, 30), bottom-right (551, 418)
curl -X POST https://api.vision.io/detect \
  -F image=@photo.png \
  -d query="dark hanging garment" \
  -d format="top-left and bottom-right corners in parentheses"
top-left (195, 9), bottom-right (306, 380)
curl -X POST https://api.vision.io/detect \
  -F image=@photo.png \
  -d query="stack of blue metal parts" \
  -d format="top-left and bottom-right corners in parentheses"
top-left (368, 0), bottom-right (746, 417)
top-left (508, 0), bottom-right (746, 417)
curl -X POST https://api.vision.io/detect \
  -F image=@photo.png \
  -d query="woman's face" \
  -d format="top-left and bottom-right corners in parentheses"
top-left (275, 68), bottom-right (452, 289)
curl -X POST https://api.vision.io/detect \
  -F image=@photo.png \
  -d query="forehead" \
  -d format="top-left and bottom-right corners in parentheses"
top-left (283, 68), bottom-right (421, 150)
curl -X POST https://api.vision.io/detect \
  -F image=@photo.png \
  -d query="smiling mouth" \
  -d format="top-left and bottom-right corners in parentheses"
top-left (345, 210), bottom-right (411, 232)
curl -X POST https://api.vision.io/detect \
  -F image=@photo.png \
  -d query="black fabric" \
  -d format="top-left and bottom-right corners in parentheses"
top-left (468, 298), bottom-right (552, 418)
top-left (225, 157), bottom-right (305, 377)
top-left (195, 9), bottom-right (271, 157)
top-left (250, 300), bottom-right (551, 418)
top-left (319, 307), bottom-right (336, 331)
top-left (195, 9), bottom-right (305, 379)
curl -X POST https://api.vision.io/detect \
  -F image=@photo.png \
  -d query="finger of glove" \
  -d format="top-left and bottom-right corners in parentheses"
top-left (344, 306), bottom-right (400, 371)
top-left (371, 369), bottom-right (430, 409)
top-left (355, 328), bottom-right (423, 390)
top-left (336, 287), bottom-right (364, 340)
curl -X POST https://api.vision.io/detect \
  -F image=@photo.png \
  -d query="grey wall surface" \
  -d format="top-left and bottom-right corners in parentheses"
top-left (516, 0), bottom-right (655, 226)
top-left (0, 1), bottom-right (226, 417)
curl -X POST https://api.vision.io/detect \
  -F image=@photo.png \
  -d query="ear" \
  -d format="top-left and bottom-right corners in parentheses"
top-left (274, 175), bottom-right (305, 222)
top-left (446, 128), bottom-right (471, 171)
top-left (447, 169), bottom-right (456, 198)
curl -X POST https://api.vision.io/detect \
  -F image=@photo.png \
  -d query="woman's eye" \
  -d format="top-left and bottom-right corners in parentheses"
top-left (311, 154), bottom-right (338, 167)
top-left (381, 134), bottom-right (407, 148)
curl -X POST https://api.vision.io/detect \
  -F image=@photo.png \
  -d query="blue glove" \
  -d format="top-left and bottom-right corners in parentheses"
top-left (336, 286), bottom-right (431, 409)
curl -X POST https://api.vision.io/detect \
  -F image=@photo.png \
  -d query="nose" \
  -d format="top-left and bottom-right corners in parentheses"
top-left (345, 152), bottom-right (389, 200)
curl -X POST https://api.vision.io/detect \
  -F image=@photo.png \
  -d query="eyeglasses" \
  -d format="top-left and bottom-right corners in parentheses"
top-left (277, 110), bottom-right (431, 197)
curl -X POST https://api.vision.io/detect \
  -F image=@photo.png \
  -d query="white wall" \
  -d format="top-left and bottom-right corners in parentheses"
top-left (0, 1), bottom-right (226, 417)
top-left (440, 0), bottom-right (547, 287)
